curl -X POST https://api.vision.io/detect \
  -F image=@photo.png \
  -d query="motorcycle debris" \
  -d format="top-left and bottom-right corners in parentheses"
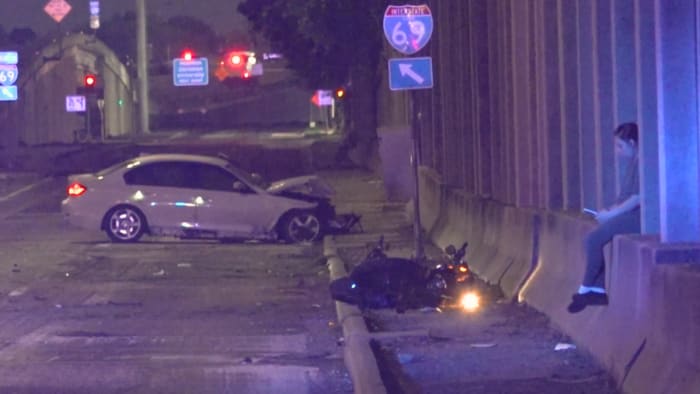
top-left (554, 342), bottom-right (577, 351)
top-left (11, 264), bottom-right (20, 273)
top-left (176, 263), bottom-right (192, 268)
top-left (470, 342), bottom-right (497, 348)
top-left (9, 287), bottom-right (27, 297)
top-left (152, 269), bottom-right (165, 276)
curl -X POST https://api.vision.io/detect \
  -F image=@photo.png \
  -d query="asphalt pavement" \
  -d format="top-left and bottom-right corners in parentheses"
top-left (0, 139), bottom-right (621, 393)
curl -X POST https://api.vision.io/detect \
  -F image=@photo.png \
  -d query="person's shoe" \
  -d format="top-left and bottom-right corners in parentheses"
top-left (567, 292), bottom-right (608, 313)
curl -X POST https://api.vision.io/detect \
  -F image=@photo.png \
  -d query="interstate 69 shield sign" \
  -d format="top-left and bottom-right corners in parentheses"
top-left (383, 4), bottom-right (434, 55)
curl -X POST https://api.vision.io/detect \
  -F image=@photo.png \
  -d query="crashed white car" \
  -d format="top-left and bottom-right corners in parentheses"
top-left (61, 153), bottom-right (349, 244)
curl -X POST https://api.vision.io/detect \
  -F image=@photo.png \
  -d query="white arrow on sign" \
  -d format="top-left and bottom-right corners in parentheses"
top-left (399, 63), bottom-right (425, 84)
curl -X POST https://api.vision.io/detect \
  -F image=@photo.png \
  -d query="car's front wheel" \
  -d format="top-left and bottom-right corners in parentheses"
top-left (104, 205), bottom-right (147, 243)
top-left (278, 210), bottom-right (322, 243)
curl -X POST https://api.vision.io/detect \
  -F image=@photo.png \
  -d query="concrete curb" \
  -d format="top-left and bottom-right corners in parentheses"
top-left (323, 236), bottom-right (387, 394)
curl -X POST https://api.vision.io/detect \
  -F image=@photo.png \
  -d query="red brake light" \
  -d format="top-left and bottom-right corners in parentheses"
top-left (243, 72), bottom-right (250, 79)
top-left (231, 55), bottom-right (242, 65)
top-left (459, 266), bottom-right (469, 273)
top-left (68, 182), bottom-right (87, 197)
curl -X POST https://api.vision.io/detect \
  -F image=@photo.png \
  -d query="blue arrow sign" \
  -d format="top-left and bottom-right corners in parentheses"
top-left (173, 58), bottom-right (209, 86)
top-left (383, 4), bottom-right (434, 55)
top-left (0, 64), bottom-right (18, 86)
top-left (0, 85), bottom-right (18, 101)
top-left (388, 57), bottom-right (433, 91)
top-left (0, 51), bottom-right (18, 65)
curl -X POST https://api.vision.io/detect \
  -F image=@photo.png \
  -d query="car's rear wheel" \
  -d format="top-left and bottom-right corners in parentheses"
top-left (278, 210), bottom-right (322, 243)
top-left (104, 205), bottom-right (147, 243)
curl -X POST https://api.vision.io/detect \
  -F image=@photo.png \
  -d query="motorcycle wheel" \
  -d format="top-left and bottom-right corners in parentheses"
top-left (426, 271), bottom-right (456, 299)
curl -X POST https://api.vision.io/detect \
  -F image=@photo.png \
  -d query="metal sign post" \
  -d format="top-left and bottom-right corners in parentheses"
top-left (383, 4), bottom-right (434, 262)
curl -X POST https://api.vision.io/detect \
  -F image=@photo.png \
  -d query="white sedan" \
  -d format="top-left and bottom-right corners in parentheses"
top-left (61, 153), bottom-right (339, 244)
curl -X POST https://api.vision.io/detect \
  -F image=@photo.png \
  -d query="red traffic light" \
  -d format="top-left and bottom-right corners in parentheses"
top-left (84, 74), bottom-right (97, 88)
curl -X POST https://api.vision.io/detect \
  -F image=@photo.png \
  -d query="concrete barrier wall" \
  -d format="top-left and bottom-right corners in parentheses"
top-left (420, 168), bottom-right (538, 300)
top-left (619, 238), bottom-right (700, 394)
top-left (417, 167), bottom-right (444, 236)
top-left (418, 169), bottom-right (700, 394)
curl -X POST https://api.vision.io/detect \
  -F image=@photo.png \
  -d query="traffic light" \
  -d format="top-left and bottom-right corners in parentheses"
top-left (77, 73), bottom-right (103, 98)
top-left (84, 74), bottom-right (97, 89)
top-left (334, 87), bottom-right (347, 100)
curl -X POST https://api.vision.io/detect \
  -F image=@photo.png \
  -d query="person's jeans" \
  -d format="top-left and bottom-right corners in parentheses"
top-left (582, 208), bottom-right (641, 288)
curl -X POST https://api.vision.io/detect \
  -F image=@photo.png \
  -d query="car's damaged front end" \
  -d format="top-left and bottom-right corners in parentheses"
top-left (266, 175), bottom-right (362, 235)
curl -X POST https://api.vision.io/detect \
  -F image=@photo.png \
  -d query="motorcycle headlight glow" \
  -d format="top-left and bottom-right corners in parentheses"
top-left (459, 291), bottom-right (480, 312)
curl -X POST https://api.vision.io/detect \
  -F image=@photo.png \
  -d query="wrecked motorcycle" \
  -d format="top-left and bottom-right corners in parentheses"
top-left (425, 242), bottom-right (473, 298)
top-left (330, 237), bottom-right (478, 312)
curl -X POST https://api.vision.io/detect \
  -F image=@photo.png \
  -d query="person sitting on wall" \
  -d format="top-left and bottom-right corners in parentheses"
top-left (567, 122), bottom-right (641, 314)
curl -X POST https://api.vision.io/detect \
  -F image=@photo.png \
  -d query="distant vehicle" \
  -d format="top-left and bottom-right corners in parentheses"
top-left (214, 50), bottom-right (263, 85)
top-left (61, 153), bottom-right (344, 244)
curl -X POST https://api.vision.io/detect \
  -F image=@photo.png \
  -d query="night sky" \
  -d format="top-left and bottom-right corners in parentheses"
top-left (0, 0), bottom-right (248, 35)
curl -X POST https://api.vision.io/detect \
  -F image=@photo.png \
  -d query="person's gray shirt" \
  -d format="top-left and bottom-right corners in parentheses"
top-left (617, 156), bottom-right (639, 205)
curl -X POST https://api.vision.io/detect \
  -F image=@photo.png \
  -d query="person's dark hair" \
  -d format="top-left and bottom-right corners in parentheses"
top-left (614, 122), bottom-right (638, 144)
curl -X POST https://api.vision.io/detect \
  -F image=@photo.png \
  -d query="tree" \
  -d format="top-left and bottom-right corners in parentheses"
top-left (238, 0), bottom-right (387, 167)
top-left (8, 27), bottom-right (37, 47)
top-left (154, 16), bottom-right (220, 60)
top-left (96, 13), bottom-right (219, 66)
top-left (0, 25), bottom-right (7, 47)
top-left (95, 12), bottom-right (138, 64)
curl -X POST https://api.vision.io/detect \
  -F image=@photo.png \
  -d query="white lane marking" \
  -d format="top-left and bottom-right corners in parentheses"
top-left (0, 177), bottom-right (53, 202)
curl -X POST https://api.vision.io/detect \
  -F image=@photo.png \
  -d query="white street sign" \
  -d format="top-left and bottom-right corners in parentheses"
top-left (66, 95), bottom-right (86, 112)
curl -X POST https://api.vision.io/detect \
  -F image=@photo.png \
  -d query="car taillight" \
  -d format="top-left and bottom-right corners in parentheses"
top-left (67, 182), bottom-right (87, 197)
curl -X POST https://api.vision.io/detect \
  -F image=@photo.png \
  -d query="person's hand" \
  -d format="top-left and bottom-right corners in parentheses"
top-left (595, 209), bottom-right (615, 224)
